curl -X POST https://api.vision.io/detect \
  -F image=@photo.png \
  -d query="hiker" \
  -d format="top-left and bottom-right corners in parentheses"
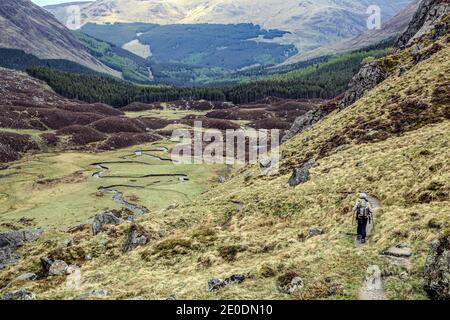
top-left (354, 193), bottom-right (373, 244)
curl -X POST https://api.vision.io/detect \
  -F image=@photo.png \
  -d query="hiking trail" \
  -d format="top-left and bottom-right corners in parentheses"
top-left (357, 194), bottom-right (387, 300)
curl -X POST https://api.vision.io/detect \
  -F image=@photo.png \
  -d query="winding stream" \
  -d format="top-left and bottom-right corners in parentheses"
top-left (92, 148), bottom-right (188, 215)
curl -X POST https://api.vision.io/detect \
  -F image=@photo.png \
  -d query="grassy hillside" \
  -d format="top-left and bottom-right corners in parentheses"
top-left (1, 21), bottom-right (448, 300)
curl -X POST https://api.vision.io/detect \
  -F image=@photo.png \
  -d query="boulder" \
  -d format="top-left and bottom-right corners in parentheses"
top-left (208, 278), bottom-right (225, 292)
top-left (308, 228), bottom-right (324, 238)
top-left (0, 228), bottom-right (44, 248)
top-left (122, 224), bottom-right (150, 253)
top-left (218, 176), bottom-right (226, 184)
top-left (91, 211), bottom-right (122, 236)
top-left (277, 272), bottom-right (304, 294)
top-left (1, 289), bottom-right (36, 300)
top-left (40, 256), bottom-right (54, 273)
top-left (259, 157), bottom-right (272, 168)
top-left (259, 154), bottom-right (282, 176)
top-left (0, 228), bottom-right (44, 269)
top-left (381, 244), bottom-right (413, 258)
top-left (424, 235), bottom-right (450, 300)
top-left (57, 239), bottom-right (74, 248)
top-left (224, 274), bottom-right (246, 286)
top-left (288, 159), bottom-right (316, 187)
top-left (0, 246), bottom-right (20, 269)
top-left (208, 274), bottom-right (246, 292)
top-left (49, 260), bottom-right (69, 276)
top-left (15, 272), bottom-right (37, 281)
top-left (166, 294), bottom-right (177, 300)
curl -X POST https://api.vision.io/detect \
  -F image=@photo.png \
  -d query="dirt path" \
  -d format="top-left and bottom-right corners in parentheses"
top-left (357, 194), bottom-right (387, 300)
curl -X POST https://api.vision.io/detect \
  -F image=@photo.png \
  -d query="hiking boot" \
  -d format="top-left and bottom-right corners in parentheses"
top-left (357, 235), bottom-right (362, 241)
top-left (360, 239), bottom-right (366, 244)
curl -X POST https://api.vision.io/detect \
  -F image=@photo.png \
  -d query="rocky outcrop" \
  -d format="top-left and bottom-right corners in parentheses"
top-left (0, 228), bottom-right (44, 248)
top-left (338, 62), bottom-right (387, 109)
top-left (0, 246), bottom-right (19, 270)
top-left (122, 224), bottom-right (150, 253)
top-left (282, 97), bottom-right (341, 143)
top-left (282, 1), bottom-right (450, 143)
top-left (288, 159), bottom-right (316, 187)
top-left (0, 228), bottom-right (44, 269)
top-left (1, 289), bottom-right (36, 300)
top-left (424, 235), bottom-right (450, 300)
top-left (396, 0), bottom-right (450, 48)
top-left (91, 211), bottom-right (123, 236)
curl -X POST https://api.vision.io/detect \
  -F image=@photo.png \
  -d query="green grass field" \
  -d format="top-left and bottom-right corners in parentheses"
top-left (0, 140), bottom-right (228, 231)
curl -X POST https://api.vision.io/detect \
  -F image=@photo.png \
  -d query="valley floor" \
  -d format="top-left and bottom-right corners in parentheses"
top-left (0, 140), bottom-right (228, 231)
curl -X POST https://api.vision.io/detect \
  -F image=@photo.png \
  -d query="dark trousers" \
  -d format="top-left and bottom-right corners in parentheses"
top-left (357, 218), bottom-right (368, 240)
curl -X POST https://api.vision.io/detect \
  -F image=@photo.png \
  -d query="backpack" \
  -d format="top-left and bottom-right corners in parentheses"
top-left (356, 201), bottom-right (371, 220)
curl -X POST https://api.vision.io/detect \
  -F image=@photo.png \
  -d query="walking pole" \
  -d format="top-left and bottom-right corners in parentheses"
top-left (370, 213), bottom-right (375, 233)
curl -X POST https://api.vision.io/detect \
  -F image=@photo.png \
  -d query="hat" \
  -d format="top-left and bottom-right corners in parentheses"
top-left (359, 193), bottom-right (368, 199)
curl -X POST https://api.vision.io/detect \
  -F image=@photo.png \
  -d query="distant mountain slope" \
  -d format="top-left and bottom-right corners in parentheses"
top-left (43, 1), bottom-right (93, 26)
top-left (45, 0), bottom-right (414, 53)
top-left (283, 0), bottom-right (421, 65)
top-left (0, 0), bottom-right (119, 77)
top-left (72, 31), bottom-right (153, 83)
top-left (0, 48), bottom-right (103, 75)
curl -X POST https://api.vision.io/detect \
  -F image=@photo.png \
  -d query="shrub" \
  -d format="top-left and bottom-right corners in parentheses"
top-left (218, 245), bottom-right (245, 262)
top-left (0, 107), bottom-right (46, 130)
top-left (0, 144), bottom-right (20, 163)
top-left (98, 133), bottom-right (159, 150)
top-left (137, 117), bottom-right (174, 130)
top-left (182, 117), bottom-right (240, 130)
top-left (58, 103), bottom-right (123, 116)
top-left (91, 117), bottom-right (146, 133)
top-left (37, 109), bottom-right (104, 129)
top-left (120, 102), bottom-right (163, 112)
top-left (0, 132), bottom-right (38, 152)
top-left (205, 110), bottom-right (234, 120)
top-left (40, 133), bottom-right (59, 146)
top-left (57, 125), bottom-right (106, 145)
top-left (250, 118), bottom-right (292, 130)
